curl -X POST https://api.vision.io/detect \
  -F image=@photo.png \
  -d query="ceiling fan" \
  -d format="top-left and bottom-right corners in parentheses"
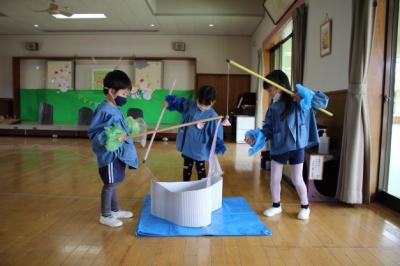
top-left (34, 0), bottom-right (73, 17)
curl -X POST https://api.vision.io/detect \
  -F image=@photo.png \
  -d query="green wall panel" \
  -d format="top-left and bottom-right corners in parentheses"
top-left (20, 89), bottom-right (193, 125)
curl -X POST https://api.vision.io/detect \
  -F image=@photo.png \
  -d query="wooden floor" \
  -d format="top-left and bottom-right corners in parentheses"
top-left (0, 137), bottom-right (400, 266)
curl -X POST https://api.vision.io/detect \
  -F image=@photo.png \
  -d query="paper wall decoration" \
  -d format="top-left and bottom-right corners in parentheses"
top-left (92, 69), bottom-right (112, 90)
top-left (133, 61), bottom-right (163, 101)
top-left (47, 61), bottom-right (73, 92)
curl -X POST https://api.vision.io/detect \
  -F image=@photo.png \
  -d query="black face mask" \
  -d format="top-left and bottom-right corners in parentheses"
top-left (114, 96), bottom-right (127, 106)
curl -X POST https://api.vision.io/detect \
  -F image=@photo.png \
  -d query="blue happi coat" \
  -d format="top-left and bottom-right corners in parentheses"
top-left (88, 101), bottom-right (138, 168)
top-left (166, 96), bottom-right (226, 161)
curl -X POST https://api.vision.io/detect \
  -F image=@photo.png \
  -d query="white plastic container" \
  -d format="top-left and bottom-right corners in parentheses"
top-left (318, 129), bottom-right (330, 154)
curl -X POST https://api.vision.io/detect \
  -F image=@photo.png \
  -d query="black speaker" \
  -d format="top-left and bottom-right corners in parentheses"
top-left (25, 42), bottom-right (39, 51)
top-left (303, 156), bottom-right (339, 202)
top-left (172, 42), bottom-right (186, 51)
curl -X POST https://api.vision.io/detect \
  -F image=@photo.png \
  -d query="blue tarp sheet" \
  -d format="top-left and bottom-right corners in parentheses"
top-left (136, 195), bottom-right (272, 237)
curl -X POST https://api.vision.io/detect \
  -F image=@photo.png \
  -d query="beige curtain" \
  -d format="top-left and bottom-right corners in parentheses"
top-left (255, 48), bottom-right (265, 128)
top-left (292, 4), bottom-right (308, 86)
top-left (337, 0), bottom-right (376, 204)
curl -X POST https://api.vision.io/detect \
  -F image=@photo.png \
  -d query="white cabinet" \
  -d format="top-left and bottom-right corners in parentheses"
top-left (236, 116), bottom-right (255, 143)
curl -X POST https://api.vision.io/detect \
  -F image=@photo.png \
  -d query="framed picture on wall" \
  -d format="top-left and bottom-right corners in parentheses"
top-left (263, 0), bottom-right (296, 25)
top-left (320, 19), bottom-right (332, 57)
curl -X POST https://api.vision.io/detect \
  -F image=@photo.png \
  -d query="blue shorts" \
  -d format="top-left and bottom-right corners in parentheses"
top-left (270, 149), bottom-right (304, 165)
top-left (99, 158), bottom-right (126, 185)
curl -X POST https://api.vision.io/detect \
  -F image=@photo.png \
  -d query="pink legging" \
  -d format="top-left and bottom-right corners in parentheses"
top-left (270, 160), bottom-right (309, 205)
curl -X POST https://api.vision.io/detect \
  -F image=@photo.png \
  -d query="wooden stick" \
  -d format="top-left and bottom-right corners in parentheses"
top-left (131, 116), bottom-right (224, 138)
top-left (226, 59), bottom-right (333, 117)
top-left (143, 80), bottom-right (176, 163)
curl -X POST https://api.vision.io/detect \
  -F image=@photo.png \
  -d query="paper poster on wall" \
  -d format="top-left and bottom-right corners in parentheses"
top-left (92, 69), bottom-right (112, 90)
top-left (309, 155), bottom-right (324, 180)
top-left (47, 61), bottom-right (73, 92)
top-left (132, 61), bottom-right (163, 100)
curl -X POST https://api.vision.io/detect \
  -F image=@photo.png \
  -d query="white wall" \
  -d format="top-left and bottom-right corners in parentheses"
top-left (20, 60), bottom-right (46, 89)
top-left (0, 34), bottom-right (251, 97)
top-left (163, 60), bottom-right (195, 90)
top-left (303, 0), bottom-right (352, 92)
top-left (250, 17), bottom-right (275, 91)
top-left (250, 0), bottom-right (352, 93)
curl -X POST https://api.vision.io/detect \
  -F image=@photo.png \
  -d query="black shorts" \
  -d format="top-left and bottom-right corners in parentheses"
top-left (99, 158), bottom-right (126, 185)
top-left (270, 149), bottom-right (304, 165)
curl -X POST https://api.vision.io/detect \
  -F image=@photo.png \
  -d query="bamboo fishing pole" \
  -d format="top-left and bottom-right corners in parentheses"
top-left (131, 116), bottom-right (224, 138)
top-left (226, 59), bottom-right (333, 117)
top-left (142, 80), bottom-right (176, 163)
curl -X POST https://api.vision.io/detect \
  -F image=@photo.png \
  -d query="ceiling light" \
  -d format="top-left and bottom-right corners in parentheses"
top-left (33, 24), bottom-right (39, 28)
top-left (209, 24), bottom-right (215, 27)
top-left (53, 14), bottom-right (106, 19)
top-left (150, 24), bottom-right (155, 27)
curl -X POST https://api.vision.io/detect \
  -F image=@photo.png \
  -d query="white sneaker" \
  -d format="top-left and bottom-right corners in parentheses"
top-left (297, 208), bottom-right (310, 220)
top-left (263, 206), bottom-right (282, 217)
top-left (112, 210), bottom-right (133, 219)
top-left (99, 215), bottom-right (123, 227)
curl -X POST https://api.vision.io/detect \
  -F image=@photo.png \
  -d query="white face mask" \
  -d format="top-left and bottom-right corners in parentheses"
top-left (272, 92), bottom-right (281, 103)
top-left (197, 102), bottom-right (211, 112)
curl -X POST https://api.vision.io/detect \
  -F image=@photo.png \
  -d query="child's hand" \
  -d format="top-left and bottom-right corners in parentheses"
top-left (245, 136), bottom-right (255, 145)
top-left (216, 142), bottom-right (226, 155)
top-left (163, 101), bottom-right (169, 109)
top-left (196, 122), bottom-right (205, 130)
top-left (119, 134), bottom-right (128, 142)
top-left (293, 93), bottom-right (302, 102)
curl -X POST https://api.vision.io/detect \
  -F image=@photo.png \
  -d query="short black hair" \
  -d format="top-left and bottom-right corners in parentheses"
top-left (197, 85), bottom-right (216, 105)
top-left (103, 70), bottom-right (132, 95)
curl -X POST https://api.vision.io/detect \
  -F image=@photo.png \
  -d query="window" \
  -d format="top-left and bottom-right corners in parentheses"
top-left (270, 34), bottom-right (293, 86)
top-left (386, 5), bottom-right (400, 199)
top-left (378, 0), bottom-right (400, 211)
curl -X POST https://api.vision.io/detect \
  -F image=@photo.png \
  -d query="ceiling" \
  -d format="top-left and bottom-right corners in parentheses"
top-left (0, 0), bottom-right (265, 36)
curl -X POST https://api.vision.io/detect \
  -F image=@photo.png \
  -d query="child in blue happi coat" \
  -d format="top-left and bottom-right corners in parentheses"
top-left (245, 70), bottom-right (328, 220)
top-left (88, 70), bottom-right (138, 228)
top-left (164, 85), bottom-right (226, 181)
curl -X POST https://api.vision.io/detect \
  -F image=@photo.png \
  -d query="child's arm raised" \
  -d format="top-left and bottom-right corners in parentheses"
top-left (164, 95), bottom-right (190, 114)
top-left (295, 84), bottom-right (329, 111)
top-left (311, 91), bottom-right (329, 109)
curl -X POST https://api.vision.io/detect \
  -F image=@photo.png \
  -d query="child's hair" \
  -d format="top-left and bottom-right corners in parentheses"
top-left (197, 85), bottom-right (216, 106)
top-left (103, 70), bottom-right (132, 95)
top-left (263, 70), bottom-right (293, 118)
